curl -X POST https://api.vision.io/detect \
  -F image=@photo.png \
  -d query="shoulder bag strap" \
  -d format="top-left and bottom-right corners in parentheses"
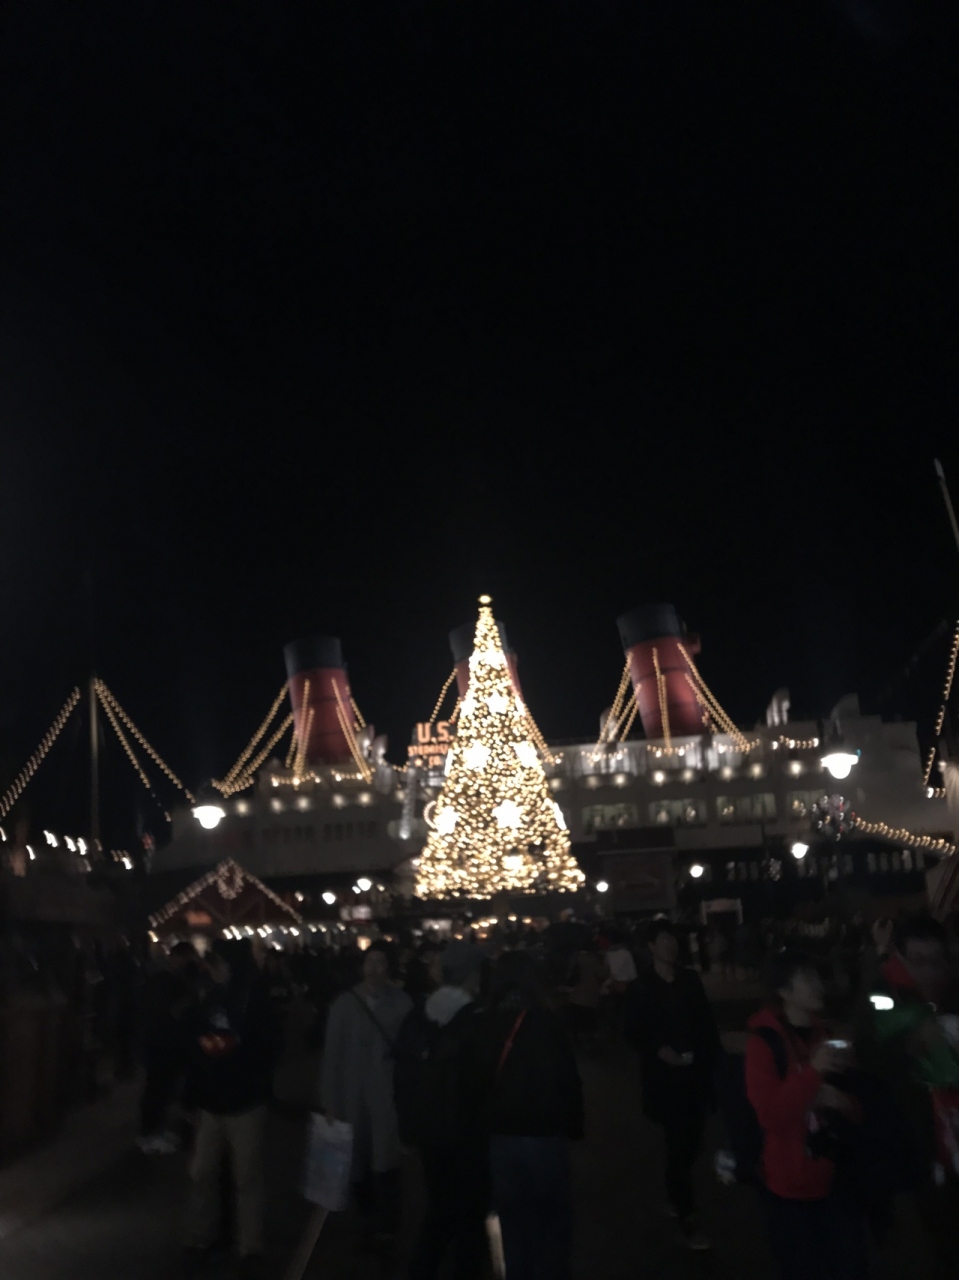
top-left (497, 1009), bottom-right (527, 1076)
top-left (350, 989), bottom-right (397, 1054)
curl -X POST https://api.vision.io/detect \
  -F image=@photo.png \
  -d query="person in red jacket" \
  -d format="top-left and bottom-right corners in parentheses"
top-left (745, 950), bottom-right (868, 1280)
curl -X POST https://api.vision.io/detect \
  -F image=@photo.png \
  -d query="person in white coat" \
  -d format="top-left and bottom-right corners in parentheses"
top-left (321, 943), bottom-right (413, 1240)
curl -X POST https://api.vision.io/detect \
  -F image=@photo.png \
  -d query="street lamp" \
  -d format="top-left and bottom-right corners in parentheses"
top-left (821, 751), bottom-right (858, 780)
top-left (791, 841), bottom-right (809, 859)
top-left (596, 880), bottom-right (609, 894)
top-left (193, 803), bottom-right (226, 830)
top-left (193, 782), bottom-right (227, 830)
top-left (689, 863), bottom-right (705, 879)
top-left (322, 891), bottom-right (337, 906)
top-left (357, 877), bottom-right (372, 892)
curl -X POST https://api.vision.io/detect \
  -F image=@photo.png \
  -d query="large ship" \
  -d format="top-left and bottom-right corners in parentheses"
top-left (149, 604), bottom-right (953, 923)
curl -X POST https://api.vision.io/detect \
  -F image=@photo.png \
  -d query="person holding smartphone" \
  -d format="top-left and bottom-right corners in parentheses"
top-left (746, 950), bottom-right (867, 1279)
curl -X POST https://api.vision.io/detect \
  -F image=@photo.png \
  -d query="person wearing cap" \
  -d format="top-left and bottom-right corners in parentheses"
top-left (395, 939), bottom-right (489, 1279)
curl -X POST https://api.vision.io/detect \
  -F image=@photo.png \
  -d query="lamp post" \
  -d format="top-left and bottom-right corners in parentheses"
top-left (193, 784), bottom-right (226, 831)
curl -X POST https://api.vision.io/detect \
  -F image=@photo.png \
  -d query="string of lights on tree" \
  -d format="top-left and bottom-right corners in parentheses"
top-left (415, 597), bottom-right (584, 900)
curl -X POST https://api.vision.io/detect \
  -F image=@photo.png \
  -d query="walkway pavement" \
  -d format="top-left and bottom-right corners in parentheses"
top-left (0, 1017), bottom-right (944, 1278)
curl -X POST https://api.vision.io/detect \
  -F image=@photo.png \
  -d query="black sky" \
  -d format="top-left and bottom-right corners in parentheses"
top-left (1, 1), bottom-right (958, 846)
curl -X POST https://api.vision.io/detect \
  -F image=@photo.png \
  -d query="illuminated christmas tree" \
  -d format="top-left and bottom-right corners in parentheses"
top-left (415, 597), bottom-right (584, 899)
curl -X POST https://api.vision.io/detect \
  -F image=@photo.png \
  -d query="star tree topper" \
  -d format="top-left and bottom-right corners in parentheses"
top-left (415, 597), bottom-right (584, 899)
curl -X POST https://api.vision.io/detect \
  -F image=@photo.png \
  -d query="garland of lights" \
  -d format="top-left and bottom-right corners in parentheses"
top-left (652, 647), bottom-right (672, 750)
top-left (428, 670), bottom-right (458, 726)
top-left (222, 683), bottom-right (289, 786)
top-left (590, 661), bottom-right (632, 758)
top-left (350, 695), bottom-right (367, 730)
top-left (96, 681), bottom-right (195, 802)
top-left (0, 688), bottom-right (82, 819)
top-left (96, 687), bottom-right (171, 820)
top-left (415, 597), bottom-right (583, 900)
top-left (149, 858), bottom-right (304, 928)
top-left (681, 668), bottom-right (752, 753)
top-left (852, 814), bottom-right (955, 857)
top-left (619, 695), bottom-right (640, 741)
top-left (333, 686), bottom-right (373, 782)
top-left (677, 642), bottom-right (754, 752)
top-left (223, 713), bottom-right (294, 794)
top-left (923, 621), bottom-right (959, 787)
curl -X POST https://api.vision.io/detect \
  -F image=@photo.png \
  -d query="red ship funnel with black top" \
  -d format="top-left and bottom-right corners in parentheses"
top-left (616, 605), bottom-right (703, 739)
top-left (283, 636), bottom-right (354, 765)
top-left (448, 620), bottom-right (522, 700)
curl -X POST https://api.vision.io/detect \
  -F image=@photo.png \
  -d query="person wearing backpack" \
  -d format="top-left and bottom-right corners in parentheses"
top-left (745, 949), bottom-right (868, 1279)
top-left (484, 949), bottom-right (583, 1280)
top-left (394, 940), bottom-right (488, 1280)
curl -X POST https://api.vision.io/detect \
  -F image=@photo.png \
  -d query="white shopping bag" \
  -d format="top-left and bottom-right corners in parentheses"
top-left (302, 1115), bottom-right (354, 1212)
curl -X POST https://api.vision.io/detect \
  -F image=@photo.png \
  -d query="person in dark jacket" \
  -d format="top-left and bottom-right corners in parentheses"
top-left (625, 919), bottom-right (719, 1249)
top-left (395, 940), bottom-right (489, 1280)
top-left (138, 941), bottom-right (198, 1154)
top-left (484, 949), bottom-right (583, 1280)
top-left (183, 941), bottom-right (278, 1276)
top-left (855, 916), bottom-right (959, 1278)
top-left (746, 949), bottom-right (867, 1280)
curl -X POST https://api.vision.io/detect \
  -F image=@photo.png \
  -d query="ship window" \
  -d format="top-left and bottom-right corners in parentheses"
top-left (648, 799), bottom-right (706, 827)
top-left (717, 793), bottom-right (776, 822)
top-left (582, 803), bottom-right (639, 834)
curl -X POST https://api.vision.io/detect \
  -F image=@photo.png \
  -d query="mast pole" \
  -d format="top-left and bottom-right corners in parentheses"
top-left (935, 459), bottom-right (959, 561)
top-left (89, 675), bottom-right (100, 849)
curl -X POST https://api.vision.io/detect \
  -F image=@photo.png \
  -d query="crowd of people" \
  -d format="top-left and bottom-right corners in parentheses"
top-left (130, 910), bottom-right (959, 1279)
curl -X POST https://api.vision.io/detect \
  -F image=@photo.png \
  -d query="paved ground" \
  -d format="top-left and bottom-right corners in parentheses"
top-left (0, 996), bottom-right (944, 1279)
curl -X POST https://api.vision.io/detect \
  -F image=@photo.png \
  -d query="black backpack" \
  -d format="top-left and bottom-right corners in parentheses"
top-left (714, 1028), bottom-right (787, 1186)
top-left (394, 1004), bottom-right (480, 1149)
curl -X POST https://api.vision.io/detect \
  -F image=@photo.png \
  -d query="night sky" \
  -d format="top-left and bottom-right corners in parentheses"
top-left (1, 1), bottom-right (958, 847)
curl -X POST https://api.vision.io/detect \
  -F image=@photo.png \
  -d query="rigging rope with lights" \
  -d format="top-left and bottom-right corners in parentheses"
top-left (922, 620), bottom-right (959, 788)
top-left (851, 814), bottom-right (955, 858)
top-left (590, 661), bottom-right (634, 759)
top-left (95, 680), bottom-right (195, 803)
top-left (0, 688), bottom-right (82, 820)
top-left (220, 683), bottom-right (289, 789)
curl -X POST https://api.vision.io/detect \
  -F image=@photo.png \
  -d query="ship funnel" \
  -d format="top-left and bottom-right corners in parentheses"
top-left (616, 604), bottom-right (703, 739)
top-left (283, 636), bottom-right (354, 765)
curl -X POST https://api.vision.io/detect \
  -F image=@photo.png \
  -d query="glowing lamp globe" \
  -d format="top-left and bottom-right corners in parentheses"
top-left (193, 804), bottom-right (226, 830)
top-left (689, 863), bottom-right (705, 879)
top-left (791, 841), bottom-right (809, 859)
top-left (322, 891), bottom-right (337, 906)
top-left (869, 993), bottom-right (894, 1011)
top-left (357, 877), bottom-right (372, 892)
top-left (596, 880), bottom-right (609, 894)
top-left (821, 752), bottom-right (858, 780)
